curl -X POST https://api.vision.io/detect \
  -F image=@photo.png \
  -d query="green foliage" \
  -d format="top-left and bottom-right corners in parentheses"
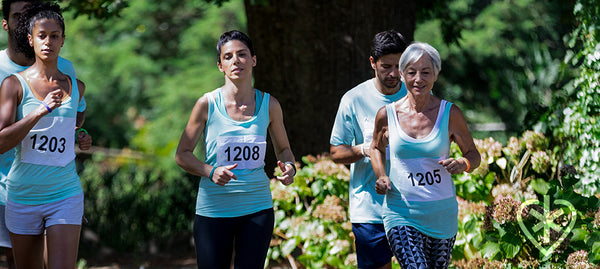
top-left (267, 155), bottom-right (356, 268)
top-left (452, 131), bottom-right (600, 268)
top-left (79, 153), bottom-right (196, 253)
top-left (59, 0), bottom-right (128, 19)
top-left (537, 0), bottom-right (600, 196)
top-left (58, 0), bottom-right (234, 19)
top-left (415, 0), bottom-right (575, 133)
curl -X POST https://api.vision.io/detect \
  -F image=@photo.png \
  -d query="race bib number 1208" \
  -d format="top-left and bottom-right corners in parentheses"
top-left (216, 135), bottom-right (267, 169)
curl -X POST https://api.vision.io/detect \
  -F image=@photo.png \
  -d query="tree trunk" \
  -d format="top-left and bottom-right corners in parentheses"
top-left (244, 0), bottom-right (416, 171)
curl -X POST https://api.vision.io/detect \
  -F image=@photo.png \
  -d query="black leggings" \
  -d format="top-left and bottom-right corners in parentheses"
top-left (193, 208), bottom-right (274, 269)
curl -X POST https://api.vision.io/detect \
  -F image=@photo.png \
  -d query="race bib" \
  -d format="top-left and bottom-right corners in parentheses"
top-left (362, 117), bottom-right (390, 160)
top-left (21, 117), bottom-right (76, 167)
top-left (216, 135), bottom-right (267, 169)
top-left (391, 157), bottom-right (454, 202)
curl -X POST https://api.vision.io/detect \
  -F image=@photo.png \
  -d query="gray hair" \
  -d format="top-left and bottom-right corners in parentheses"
top-left (399, 42), bottom-right (441, 75)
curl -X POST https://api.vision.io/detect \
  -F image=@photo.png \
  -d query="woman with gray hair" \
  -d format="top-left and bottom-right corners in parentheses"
top-left (370, 42), bottom-right (480, 268)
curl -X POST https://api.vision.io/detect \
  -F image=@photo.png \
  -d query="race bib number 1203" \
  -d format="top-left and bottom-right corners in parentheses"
top-left (21, 116), bottom-right (75, 167)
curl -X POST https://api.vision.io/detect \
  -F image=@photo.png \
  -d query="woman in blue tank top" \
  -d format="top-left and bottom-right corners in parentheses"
top-left (0, 3), bottom-right (91, 268)
top-left (370, 42), bottom-right (481, 268)
top-left (175, 30), bottom-right (296, 269)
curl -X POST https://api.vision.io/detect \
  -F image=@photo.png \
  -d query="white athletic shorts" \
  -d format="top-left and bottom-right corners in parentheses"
top-left (6, 193), bottom-right (84, 235)
top-left (0, 205), bottom-right (11, 247)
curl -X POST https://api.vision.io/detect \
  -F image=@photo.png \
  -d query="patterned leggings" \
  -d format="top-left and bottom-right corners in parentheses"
top-left (386, 226), bottom-right (456, 269)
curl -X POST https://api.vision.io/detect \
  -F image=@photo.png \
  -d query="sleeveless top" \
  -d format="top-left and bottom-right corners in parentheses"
top-left (196, 88), bottom-right (273, 217)
top-left (0, 50), bottom-right (80, 205)
top-left (7, 73), bottom-right (82, 205)
top-left (383, 99), bottom-right (458, 239)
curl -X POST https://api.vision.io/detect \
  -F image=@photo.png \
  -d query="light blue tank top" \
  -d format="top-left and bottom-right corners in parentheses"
top-left (0, 49), bottom-right (81, 205)
top-left (7, 73), bottom-right (82, 205)
top-left (196, 88), bottom-right (273, 217)
top-left (383, 100), bottom-right (458, 239)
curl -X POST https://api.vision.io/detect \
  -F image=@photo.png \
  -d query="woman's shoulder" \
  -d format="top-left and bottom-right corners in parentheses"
top-left (255, 89), bottom-right (278, 107)
top-left (1, 74), bottom-right (23, 92)
top-left (205, 87), bottom-right (222, 96)
top-left (197, 88), bottom-right (221, 103)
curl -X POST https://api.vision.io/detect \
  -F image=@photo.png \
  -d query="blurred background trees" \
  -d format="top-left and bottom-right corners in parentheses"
top-left (1, 0), bottom-right (598, 266)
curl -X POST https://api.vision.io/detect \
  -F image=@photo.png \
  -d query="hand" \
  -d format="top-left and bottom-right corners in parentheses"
top-left (375, 176), bottom-right (391, 194)
top-left (77, 131), bottom-right (92, 150)
top-left (276, 161), bottom-right (294, 186)
top-left (41, 89), bottom-right (63, 113)
top-left (211, 164), bottom-right (238, 186)
top-left (439, 158), bottom-right (466, 174)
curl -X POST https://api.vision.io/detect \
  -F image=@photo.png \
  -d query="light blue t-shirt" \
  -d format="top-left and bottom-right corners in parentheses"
top-left (330, 78), bottom-right (407, 224)
top-left (0, 49), bottom-right (82, 206)
top-left (383, 99), bottom-right (458, 239)
top-left (7, 73), bottom-right (82, 205)
top-left (196, 88), bottom-right (273, 218)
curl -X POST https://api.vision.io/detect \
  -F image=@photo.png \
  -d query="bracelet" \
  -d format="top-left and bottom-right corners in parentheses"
top-left (209, 166), bottom-right (217, 180)
top-left (284, 161), bottom-right (296, 176)
top-left (360, 143), bottom-right (367, 157)
top-left (460, 157), bottom-right (471, 172)
top-left (75, 128), bottom-right (88, 143)
top-left (41, 101), bottom-right (52, 113)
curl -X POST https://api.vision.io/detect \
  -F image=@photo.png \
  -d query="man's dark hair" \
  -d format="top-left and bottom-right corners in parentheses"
top-left (370, 30), bottom-right (408, 62)
top-left (216, 30), bottom-right (255, 63)
top-left (2, 0), bottom-right (39, 20)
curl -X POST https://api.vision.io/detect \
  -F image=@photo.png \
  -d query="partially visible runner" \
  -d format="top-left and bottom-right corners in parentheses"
top-left (175, 30), bottom-right (296, 269)
top-left (370, 42), bottom-right (481, 269)
top-left (330, 30), bottom-right (407, 269)
top-left (0, 2), bottom-right (91, 268)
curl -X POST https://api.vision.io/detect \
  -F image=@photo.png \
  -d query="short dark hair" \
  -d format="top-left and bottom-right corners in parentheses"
top-left (216, 30), bottom-right (255, 63)
top-left (370, 30), bottom-right (408, 63)
top-left (15, 1), bottom-right (63, 58)
top-left (2, 0), bottom-right (40, 20)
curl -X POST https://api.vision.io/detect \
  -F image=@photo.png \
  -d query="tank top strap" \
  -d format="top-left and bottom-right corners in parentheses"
top-left (206, 89), bottom-right (218, 118)
top-left (66, 74), bottom-right (79, 104)
top-left (12, 73), bottom-right (31, 99)
top-left (385, 102), bottom-right (398, 132)
top-left (438, 100), bottom-right (453, 133)
top-left (257, 90), bottom-right (270, 118)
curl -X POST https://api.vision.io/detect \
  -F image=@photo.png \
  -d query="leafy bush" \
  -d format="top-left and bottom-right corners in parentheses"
top-left (267, 155), bottom-right (356, 269)
top-left (452, 131), bottom-right (600, 268)
top-left (537, 0), bottom-right (600, 197)
top-left (79, 152), bottom-right (195, 255)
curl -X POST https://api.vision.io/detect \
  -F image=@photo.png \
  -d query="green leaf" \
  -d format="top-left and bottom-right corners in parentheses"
top-left (531, 178), bottom-right (550, 195)
top-left (463, 215), bottom-right (478, 232)
top-left (281, 238), bottom-right (297, 256)
top-left (571, 228), bottom-right (589, 242)
top-left (270, 248), bottom-right (280, 260)
top-left (500, 231), bottom-right (522, 258)
top-left (325, 256), bottom-right (344, 268)
top-left (481, 241), bottom-right (501, 259)
top-left (592, 241), bottom-right (600, 261)
top-left (311, 180), bottom-right (324, 196)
